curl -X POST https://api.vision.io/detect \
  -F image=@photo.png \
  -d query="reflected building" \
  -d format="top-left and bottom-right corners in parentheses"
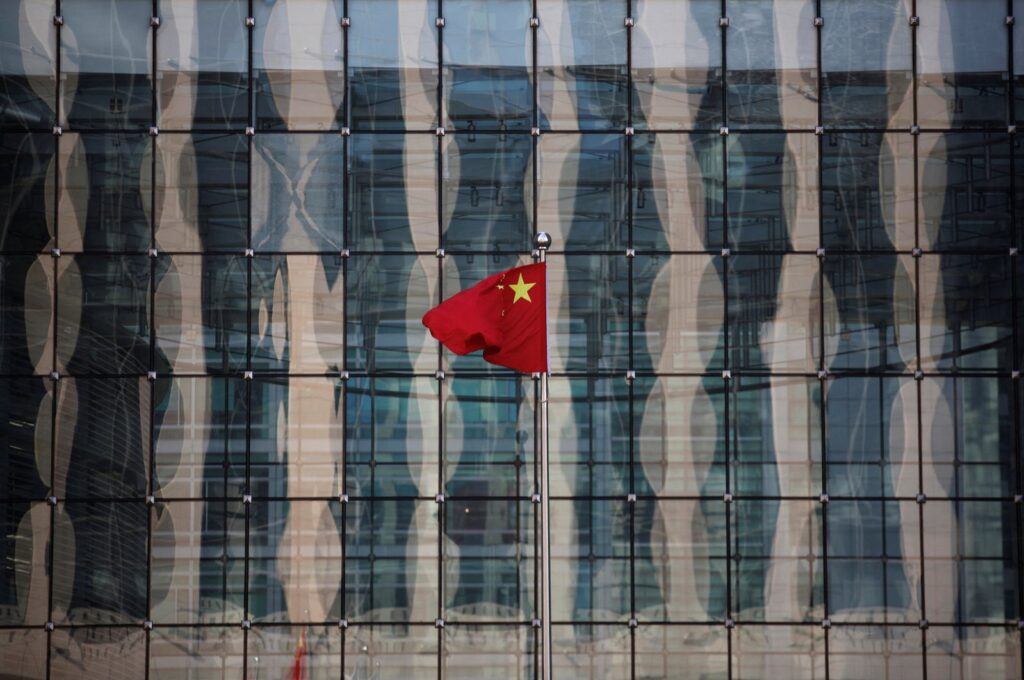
top-left (0, 0), bottom-right (1022, 679)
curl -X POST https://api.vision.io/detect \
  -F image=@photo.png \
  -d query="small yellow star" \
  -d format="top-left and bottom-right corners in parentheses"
top-left (508, 273), bottom-right (535, 304)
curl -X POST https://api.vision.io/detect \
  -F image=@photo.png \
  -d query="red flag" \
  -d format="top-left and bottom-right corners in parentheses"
top-left (422, 262), bottom-right (548, 373)
top-left (288, 629), bottom-right (307, 680)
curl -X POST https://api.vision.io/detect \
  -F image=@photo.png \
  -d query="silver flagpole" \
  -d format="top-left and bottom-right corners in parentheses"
top-left (534, 231), bottom-right (553, 680)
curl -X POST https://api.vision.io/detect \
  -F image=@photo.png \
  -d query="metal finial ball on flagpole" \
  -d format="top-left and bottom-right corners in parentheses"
top-left (534, 231), bottom-right (552, 250)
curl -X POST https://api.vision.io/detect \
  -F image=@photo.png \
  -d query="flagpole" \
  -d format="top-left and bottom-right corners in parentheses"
top-left (534, 231), bottom-right (553, 680)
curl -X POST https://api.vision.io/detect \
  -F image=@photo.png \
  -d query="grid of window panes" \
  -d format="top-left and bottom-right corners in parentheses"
top-left (1, 0), bottom-right (1024, 678)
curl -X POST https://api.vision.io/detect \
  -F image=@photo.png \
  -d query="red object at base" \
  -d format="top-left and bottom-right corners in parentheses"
top-left (422, 262), bottom-right (548, 373)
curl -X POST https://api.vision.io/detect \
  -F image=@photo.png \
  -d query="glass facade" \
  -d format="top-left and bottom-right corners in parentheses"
top-left (0, 0), bottom-right (1022, 678)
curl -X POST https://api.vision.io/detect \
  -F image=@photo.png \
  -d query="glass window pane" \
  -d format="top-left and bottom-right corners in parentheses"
top-left (345, 499), bottom-right (439, 623)
top-left (549, 377), bottom-right (629, 499)
top-left (926, 626), bottom-right (1020, 679)
top-left (0, 0), bottom-right (56, 128)
top-left (54, 377), bottom-right (149, 499)
top-left (444, 376), bottom-right (533, 498)
top-left (154, 255), bottom-right (248, 374)
top-left (550, 500), bottom-right (630, 622)
top-left (153, 376), bottom-right (247, 499)
top-left (918, 133), bottom-right (1012, 251)
top-left (346, 254), bottom-right (437, 373)
top-left (730, 255), bottom-right (820, 372)
top-left (825, 377), bottom-right (917, 499)
top-left (827, 499), bottom-right (921, 623)
top-left (822, 254), bottom-right (916, 372)
top-left (829, 626), bottom-right (922, 678)
top-left (344, 624), bottom-right (439, 679)
top-left (635, 376), bottom-right (726, 498)
top-left (58, 133), bottom-right (152, 252)
top-left (157, 0), bottom-right (248, 129)
top-left (155, 134), bottom-right (248, 252)
top-left (635, 499), bottom-right (727, 622)
top-left (444, 500), bottom-right (533, 622)
top-left (443, 0), bottom-right (531, 131)
top-left (0, 378), bottom-right (51, 500)
top-left (537, 134), bottom-right (628, 250)
top-left (252, 134), bottom-right (344, 252)
top-left (56, 255), bottom-right (150, 375)
top-left (348, 0), bottom-right (438, 130)
top-left (917, 0), bottom-right (1008, 129)
top-left (248, 500), bottom-right (343, 622)
top-left (0, 133), bottom-right (54, 252)
top-left (150, 499), bottom-right (246, 624)
top-left (549, 254), bottom-right (630, 373)
top-left (249, 625), bottom-right (341, 678)
top-left (821, 0), bottom-right (913, 128)
top-left (732, 625), bottom-right (826, 677)
top-left (442, 133), bottom-right (532, 252)
top-left (728, 133), bottom-right (818, 251)
top-left (349, 134), bottom-right (438, 252)
top-left (0, 502), bottom-right (49, 626)
top-left (250, 378), bottom-right (343, 499)
top-left (731, 501), bottom-right (823, 623)
top-left (253, 0), bottom-right (344, 131)
top-left (60, 0), bottom-right (152, 129)
top-left (637, 253), bottom-right (724, 372)
top-left (732, 376), bottom-right (821, 498)
top-left (632, 132), bottom-right (723, 251)
top-left (922, 501), bottom-right (1017, 624)
top-left (251, 255), bottom-right (344, 373)
top-left (822, 132), bottom-right (915, 251)
top-left (726, 0), bottom-right (817, 129)
top-left (150, 627), bottom-right (245, 679)
top-left (0, 255), bottom-right (52, 376)
top-left (537, 0), bottom-right (628, 130)
top-left (919, 254), bottom-right (1013, 371)
top-left (52, 501), bottom-right (149, 624)
top-left (635, 626), bottom-right (729, 679)
top-left (346, 377), bottom-right (438, 499)
top-left (443, 626), bottom-right (535, 679)
top-left (551, 624), bottom-right (631, 678)
top-left (632, 0), bottom-right (721, 130)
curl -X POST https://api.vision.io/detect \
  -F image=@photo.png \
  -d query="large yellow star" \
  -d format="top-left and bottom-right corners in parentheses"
top-left (508, 273), bottom-right (536, 304)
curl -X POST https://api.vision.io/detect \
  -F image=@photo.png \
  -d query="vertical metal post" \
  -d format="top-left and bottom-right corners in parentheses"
top-left (534, 231), bottom-right (553, 680)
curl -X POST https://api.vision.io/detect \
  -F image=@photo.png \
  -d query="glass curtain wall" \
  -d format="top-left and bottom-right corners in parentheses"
top-left (0, 0), bottom-right (1022, 678)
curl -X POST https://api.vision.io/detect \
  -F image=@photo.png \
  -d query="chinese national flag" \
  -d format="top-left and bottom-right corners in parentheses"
top-left (422, 262), bottom-right (547, 373)
top-left (288, 629), bottom-right (307, 680)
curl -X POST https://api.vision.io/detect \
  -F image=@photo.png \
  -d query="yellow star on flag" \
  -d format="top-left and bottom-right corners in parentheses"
top-left (508, 273), bottom-right (536, 304)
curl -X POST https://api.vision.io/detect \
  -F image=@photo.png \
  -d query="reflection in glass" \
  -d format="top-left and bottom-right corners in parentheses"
top-left (155, 134), bottom-right (248, 252)
top-left (918, 133), bottom-right (1011, 250)
top-left (349, 0), bottom-right (438, 130)
top-left (0, 0), bottom-right (56, 128)
top-left (632, 0), bottom-right (721, 130)
top-left (60, 0), bottom-right (151, 129)
top-left (821, 0), bottom-right (912, 128)
top-left (822, 132), bottom-right (914, 251)
top-left (444, 0), bottom-right (531, 130)
top-left (57, 255), bottom-right (150, 375)
top-left (0, 133), bottom-right (54, 252)
top-left (443, 134), bottom-right (531, 252)
top-left (253, 0), bottom-right (344, 130)
top-left (537, 0), bottom-right (627, 130)
top-left (252, 134), bottom-right (344, 252)
top-left (157, 0), bottom-right (247, 129)
top-left (58, 133), bottom-right (151, 252)
top-left (349, 134), bottom-right (437, 252)
top-left (726, 0), bottom-right (816, 128)
top-left (150, 499), bottom-right (245, 624)
top-left (917, 0), bottom-right (1007, 129)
